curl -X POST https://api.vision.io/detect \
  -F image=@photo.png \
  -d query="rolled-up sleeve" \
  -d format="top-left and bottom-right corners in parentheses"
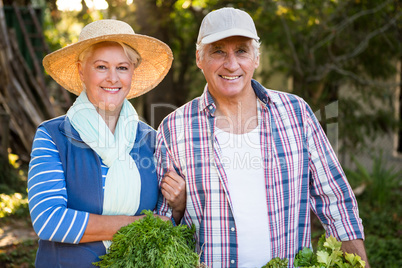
top-left (305, 104), bottom-right (364, 241)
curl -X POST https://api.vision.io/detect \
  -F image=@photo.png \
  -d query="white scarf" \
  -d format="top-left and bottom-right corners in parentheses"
top-left (67, 91), bottom-right (141, 250)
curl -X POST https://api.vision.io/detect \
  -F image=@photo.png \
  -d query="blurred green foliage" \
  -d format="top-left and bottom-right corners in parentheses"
top-left (344, 155), bottom-right (402, 268)
top-left (0, 193), bottom-right (29, 218)
top-left (0, 154), bottom-right (27, 195)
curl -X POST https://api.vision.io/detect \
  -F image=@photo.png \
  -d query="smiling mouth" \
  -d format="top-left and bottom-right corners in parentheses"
top-left (220, 75), bottom-right (241, 80)
top-left (102, 87), bottom-right (120, 92)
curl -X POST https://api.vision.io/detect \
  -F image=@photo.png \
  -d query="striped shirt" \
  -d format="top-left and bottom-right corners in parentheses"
top-left (156, 80), bottom-right (364, 268)
top-left (27, 126), bottom-right (108, 244)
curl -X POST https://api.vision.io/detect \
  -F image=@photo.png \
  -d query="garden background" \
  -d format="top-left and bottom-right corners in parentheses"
top-left (0, 0), bottom-right (401, 267)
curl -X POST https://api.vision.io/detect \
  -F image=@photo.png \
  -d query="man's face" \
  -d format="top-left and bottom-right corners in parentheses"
top-left (196, 36), bottom-right (259, 101)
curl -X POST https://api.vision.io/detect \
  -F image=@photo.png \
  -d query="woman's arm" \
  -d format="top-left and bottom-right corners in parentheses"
top-left (28, 126), bottom-right (88, 244)
top-left (80, 213), bottom-right (170, 242)
top-left (28, 126), bottom-right (170, 244)
top-left (80, 214), bottom-right (142, 242)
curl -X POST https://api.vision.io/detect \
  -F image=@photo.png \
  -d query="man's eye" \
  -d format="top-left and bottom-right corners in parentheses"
top-left (213, 50), bottom-right (224, 54)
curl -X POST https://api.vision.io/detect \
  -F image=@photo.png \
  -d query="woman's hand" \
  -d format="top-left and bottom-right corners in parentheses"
top-left (160, 166), bottom-right (186, 224)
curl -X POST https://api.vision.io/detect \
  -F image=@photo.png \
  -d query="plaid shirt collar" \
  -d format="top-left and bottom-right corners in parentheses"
top-left (199, 79), bottom-right (278, 116)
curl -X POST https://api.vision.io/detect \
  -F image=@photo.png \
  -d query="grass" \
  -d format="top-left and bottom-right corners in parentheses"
top-left (0, 239), bottom-right (37, 268)
top-left (0, 155), bottom-right (36, 268)
top-left (0, 203), bottom-right (37, 268)
top-left (0, 192), bottom-right (36, 268)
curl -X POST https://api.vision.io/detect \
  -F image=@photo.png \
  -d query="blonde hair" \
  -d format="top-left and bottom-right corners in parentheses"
top-left (78, 41), bottom-right (142, 68)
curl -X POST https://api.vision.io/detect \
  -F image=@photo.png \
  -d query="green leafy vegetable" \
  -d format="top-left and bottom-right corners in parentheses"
top-left (94, 210), bottom-right (200, 268)
top-left (293, 247), bottom-right (316, 267)
top-left (293, 234), bottom-right (366, 268)
top-left (261, 257), bottom-right (289, 268)
top-left (264, 235), bottom-right (366, 268)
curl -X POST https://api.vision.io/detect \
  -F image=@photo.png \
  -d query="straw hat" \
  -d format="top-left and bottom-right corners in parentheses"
top-left (43, 19), bottom-right (173, 99)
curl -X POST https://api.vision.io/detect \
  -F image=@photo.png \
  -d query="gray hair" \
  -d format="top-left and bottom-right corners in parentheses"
top-left (196, 39), bottom-right (261, 61)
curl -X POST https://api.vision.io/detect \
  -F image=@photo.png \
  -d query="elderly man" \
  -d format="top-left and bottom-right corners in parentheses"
top-left (157, 7), bottom-right (369, 268)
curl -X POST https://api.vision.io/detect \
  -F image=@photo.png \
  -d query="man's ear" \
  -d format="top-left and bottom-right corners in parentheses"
top-left (196, 50), bottom-right (202, 69)
top-left (255, 54), bottom-right (260, 69)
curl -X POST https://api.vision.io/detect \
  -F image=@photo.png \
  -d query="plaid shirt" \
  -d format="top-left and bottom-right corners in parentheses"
top-left (156, 80), bottom-right (364, 268)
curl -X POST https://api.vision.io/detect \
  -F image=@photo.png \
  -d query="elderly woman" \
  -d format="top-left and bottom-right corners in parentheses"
top-left (27, 20), bottom-right (183, 267)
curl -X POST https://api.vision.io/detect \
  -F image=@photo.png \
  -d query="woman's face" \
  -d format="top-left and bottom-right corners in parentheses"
top-left (78, 42), bottom-right (134, 114)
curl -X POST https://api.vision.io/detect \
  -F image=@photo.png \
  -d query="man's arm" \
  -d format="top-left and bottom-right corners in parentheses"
top-left (341, 239), bottom-right (370, 268)
top-left (154, 129), bottom-right (186, 224)
top-left (303, 101), bottom-right (368, 266)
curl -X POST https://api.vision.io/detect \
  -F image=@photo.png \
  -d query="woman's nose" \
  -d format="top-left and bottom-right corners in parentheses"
top-left (106, 69), bottom-right (119, 83)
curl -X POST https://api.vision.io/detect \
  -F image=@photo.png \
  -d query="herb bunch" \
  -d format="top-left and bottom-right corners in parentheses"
top-left (261, 257), bottom-right (289, 267)
top-left (260, 235), bottom-right (366, 268)
top-left (94, 210), bottom-right (199, 268)
top-left (294, 235), bottom-right (366, 268)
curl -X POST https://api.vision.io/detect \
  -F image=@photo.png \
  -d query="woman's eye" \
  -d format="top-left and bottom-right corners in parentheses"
top-left (96, 65), bottom-right (107, 70)
top-left (117, 66), bottom-right (129, 71)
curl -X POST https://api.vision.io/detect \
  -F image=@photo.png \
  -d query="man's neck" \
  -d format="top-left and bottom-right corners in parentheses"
top-left (214, 93), bottom-right (258, 134)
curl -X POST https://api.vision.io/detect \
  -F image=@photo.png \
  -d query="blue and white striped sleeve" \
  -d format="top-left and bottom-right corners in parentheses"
top-left (28, 126), bottom-right (89, 244)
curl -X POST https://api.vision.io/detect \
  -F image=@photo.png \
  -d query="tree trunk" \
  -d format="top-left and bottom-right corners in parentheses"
top-left (134, 0), bottom-right (177, 128)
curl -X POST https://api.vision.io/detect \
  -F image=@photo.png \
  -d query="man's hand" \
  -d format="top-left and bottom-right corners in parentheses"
top-left (161, 165), bottom-right (186, 224)
top-left (341, 239), bottom-right (370, 268)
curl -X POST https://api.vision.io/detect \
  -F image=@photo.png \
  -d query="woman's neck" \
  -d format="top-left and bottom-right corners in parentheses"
top-left (96, 107), bottom-right (121, 134)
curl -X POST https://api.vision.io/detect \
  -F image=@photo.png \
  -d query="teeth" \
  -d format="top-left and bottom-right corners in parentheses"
top-left (221, 75), bottom-right (240, 80)
top-left (103, 87), bottom-right (120, 92)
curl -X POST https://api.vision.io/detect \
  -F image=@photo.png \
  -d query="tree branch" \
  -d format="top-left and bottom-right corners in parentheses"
top-left (307, 63), bottom-right (402, 90)
top-left (279, 15), bottom-right (303, 77)
top-left (310, 0), bottom-right (393, 53)
top-left (335, 12), bottom-right (401, 63)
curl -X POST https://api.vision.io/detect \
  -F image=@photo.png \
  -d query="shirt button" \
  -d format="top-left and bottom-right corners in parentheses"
top-left (231, 260), bottom-right (235, 264)
top-left (231, 227), bottom-right (235, 232)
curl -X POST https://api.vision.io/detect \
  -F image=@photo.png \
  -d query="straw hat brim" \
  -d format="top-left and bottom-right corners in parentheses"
top-left (43, 33), bottom-right (173, 99)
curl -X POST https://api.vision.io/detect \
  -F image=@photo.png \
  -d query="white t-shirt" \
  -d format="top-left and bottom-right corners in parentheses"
top-left (216, 126), bottom-right (271, 267)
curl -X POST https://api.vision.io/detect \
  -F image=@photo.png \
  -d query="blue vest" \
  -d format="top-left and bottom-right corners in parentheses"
top-left (35, 115), bottom-right (159, 267)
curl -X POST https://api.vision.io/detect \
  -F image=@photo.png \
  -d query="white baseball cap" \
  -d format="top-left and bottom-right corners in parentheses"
top-left (197, 7), bottom-right (260, 44)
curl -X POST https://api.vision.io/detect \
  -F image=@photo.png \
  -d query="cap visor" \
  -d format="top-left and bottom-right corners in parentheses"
top-left (200, 28), bottom-right (259, 44)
